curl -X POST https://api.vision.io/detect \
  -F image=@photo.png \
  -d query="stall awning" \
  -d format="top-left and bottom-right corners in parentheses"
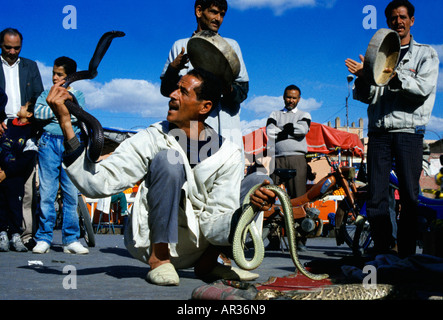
top-left (243, 122), bottom-right (364, 157)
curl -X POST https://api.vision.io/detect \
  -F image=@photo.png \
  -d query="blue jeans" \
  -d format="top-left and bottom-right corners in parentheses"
top-left (35, 132), bottom-right (80, 245)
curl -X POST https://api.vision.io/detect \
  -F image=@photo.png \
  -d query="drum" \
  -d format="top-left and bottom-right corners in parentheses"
top-left (187, 30), bottom-right (240, 85)
top-left (363, 28), bottom-right (401, 86)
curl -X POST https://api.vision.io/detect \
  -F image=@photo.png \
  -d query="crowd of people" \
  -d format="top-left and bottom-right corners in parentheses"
top-left (0, 0), bottom-right (439, 288)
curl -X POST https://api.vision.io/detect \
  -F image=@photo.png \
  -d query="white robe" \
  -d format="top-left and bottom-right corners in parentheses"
top-left (64, 121), bottom-right (243, 268)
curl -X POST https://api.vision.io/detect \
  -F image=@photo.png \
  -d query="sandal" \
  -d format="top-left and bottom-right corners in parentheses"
top-left (146, 263), bottom-right (179, 286)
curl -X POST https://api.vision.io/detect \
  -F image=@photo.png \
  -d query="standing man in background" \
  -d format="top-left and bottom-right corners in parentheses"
top-left (160, 0), bottom-right (269, 223)
top-left (0, 28), bottom-right (44, 249)
top-left (266, 84), bottom-right (311, 251)
top-left (160, 0), bottom-right (249, 159)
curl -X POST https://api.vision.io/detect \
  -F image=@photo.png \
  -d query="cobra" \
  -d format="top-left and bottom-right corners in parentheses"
top-left (232, 184), bottom-right (329, 281)
top-left (62, 31), bottom-right (125, 162)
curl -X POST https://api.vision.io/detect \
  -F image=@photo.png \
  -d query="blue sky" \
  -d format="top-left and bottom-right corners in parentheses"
top-left (4, 0), bottom-right (443, 139)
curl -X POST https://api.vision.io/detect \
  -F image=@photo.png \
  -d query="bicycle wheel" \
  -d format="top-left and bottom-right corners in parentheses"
top-left (77, 195), bottom-right (96, 247)
top-left (337, 200), bottom-right (373, 255)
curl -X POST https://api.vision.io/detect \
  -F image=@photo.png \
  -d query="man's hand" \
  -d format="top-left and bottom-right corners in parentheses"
top-left (249, 179), bottom-right (276, 211)
top-left (345, 54), bottom-right (365, 78)
top-left (0, 170), bottom-right (6, 184)
top-left (46, 80), bottom-right (76, 141)
top-left (283, 123), bottom-right (294, 134)
top-left (170, 47), bottom-right (189, 71)
top-left (0, 122), bottom-right (7, 136)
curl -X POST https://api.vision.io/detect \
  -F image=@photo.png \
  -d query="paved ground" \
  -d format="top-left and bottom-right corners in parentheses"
top-left (2, 229), bottom-right (440, 320)
top-left (1, 230), bottom-right (355, 301)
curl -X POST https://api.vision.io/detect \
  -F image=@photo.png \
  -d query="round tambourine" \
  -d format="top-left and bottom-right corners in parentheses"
top-left (187, 30), bottom-right (240, 85)
top-left (363, 28), bottom-right (401, 86)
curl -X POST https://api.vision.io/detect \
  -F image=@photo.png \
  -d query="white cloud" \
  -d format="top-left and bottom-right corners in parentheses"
top-left (37, 61), bottom-right (168, 117)
top-left (243, 94), bottom-right (322, 115)
top-left (432, 44), bottom-right (443, 57)
top-left (229, 0), bottom-right (336, 15)
top-left (427, 115), bottom-right (443, 140)
top-left (242, 95), bottom-right (281, 114)
top-left (36, 61), bottom-right (53, 89)
top-left (241, 94), bottom-right (322, 135)
top-left (431, 44), bottom-right (443, 92)
top-left (241, 117), bottom-right (268, 135)
top-left (74, 79), bottom-right (168, 117)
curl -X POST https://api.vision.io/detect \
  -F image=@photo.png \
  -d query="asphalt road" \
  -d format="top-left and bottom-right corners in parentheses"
top-left (0, 230), bottom-right (355, 300)
top-left (2, 229), bottom-right (436, 319)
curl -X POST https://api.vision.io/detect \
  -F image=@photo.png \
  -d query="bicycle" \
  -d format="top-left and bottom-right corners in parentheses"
top-left (54, 191), bottom-right (96, 247)
top-left (256, 148), bottom-right (371, 256)
top-left (238, 149), bottom-right (443, 274)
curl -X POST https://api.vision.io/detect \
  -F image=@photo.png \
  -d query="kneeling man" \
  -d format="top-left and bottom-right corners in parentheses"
top-left (45, 68), bottom-right (274, 286)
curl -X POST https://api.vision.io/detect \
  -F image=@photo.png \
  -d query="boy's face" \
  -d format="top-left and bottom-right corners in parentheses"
top-left (17, 102), bottom-right (32, 120)
top-left (52, 65), bottom-right (67, 84)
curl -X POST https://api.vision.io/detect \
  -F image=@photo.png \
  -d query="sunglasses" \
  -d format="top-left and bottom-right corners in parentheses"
top-left (2, 45), bottom-right (21, 50)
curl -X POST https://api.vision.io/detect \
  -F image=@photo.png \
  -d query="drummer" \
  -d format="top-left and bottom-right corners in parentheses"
top-left (160, 0), bottom-right (270, 221)
top-left (345, 0), bottom-right (439, 258)
top-left (160, 0), bottom-right (249, 163)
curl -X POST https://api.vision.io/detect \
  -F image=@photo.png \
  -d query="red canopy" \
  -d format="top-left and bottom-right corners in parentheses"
top-left (243, 122), bottom-right (364, 157)
top-left (306, 122), bottom-right (364, 157)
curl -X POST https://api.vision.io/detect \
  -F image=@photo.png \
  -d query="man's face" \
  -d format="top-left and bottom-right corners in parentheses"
top-left (52, 65), bottom-right (67, 84)
top-left (387, 6), bottom-right (414, 43)
top-left (1, 34), bottom-right (22, 65)
top-left (284, 89), bottom-right (301, 111)
top-left (196, 4), bottom-right (226, 32)
top-left (167, 75), bottom-right (209, 131)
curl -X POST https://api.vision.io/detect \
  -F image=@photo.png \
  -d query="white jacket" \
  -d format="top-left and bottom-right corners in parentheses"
top-left (354, 38), bottom-right (439, 134)
top-left (65, 121), bottom-right (243, 268)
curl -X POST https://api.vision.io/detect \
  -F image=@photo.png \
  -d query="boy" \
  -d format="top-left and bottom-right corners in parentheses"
top-left (33, 56), bottom-right (89, 254)
top-left (0, 98), bottom-right (38, 252)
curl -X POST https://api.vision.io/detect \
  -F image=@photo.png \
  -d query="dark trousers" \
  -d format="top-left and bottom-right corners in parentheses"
top-left (0, 176), bottom-right (25, 235)
top-left (271, 155), bottom-right (307, 198)
top-left (367, 132), bottom-right (423, 257)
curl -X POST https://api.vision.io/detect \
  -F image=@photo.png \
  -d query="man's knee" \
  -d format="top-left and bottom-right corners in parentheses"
top-left (240, 172), bottom-right (273, 204)
top-left (150, 150), bottom-right (186, 182)
top-left (243, 172), bottom-right (273, 188)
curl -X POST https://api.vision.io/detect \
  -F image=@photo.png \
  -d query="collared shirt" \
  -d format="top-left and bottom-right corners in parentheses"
top-left (282, 106), bottom-right (298, 113)
top-left (353, 37), bottom-right (439, 134)
top-left (1, 56), bottom-right (21, 120)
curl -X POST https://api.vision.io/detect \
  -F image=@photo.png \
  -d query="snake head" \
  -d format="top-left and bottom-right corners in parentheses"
top-left (62, 31), bottom-right (126, 88)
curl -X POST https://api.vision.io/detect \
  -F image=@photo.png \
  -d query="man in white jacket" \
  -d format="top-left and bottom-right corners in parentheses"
top-left (45, 68), bottom-right (275, 286)
top-left (345, 0), bottom-right (439, 257)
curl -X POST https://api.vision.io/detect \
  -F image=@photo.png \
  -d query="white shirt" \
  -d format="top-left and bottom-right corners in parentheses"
top-left (1, 56), bottom-right (21, 119)
top-left (282, 106), bottom-right (298, 113)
